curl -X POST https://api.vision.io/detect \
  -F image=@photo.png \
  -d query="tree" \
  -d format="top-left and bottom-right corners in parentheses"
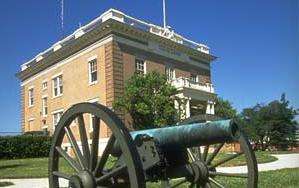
top-left (214, 97), bottom-right (237, 119)
top-left (240, 94), bottom-right (297, 150)
top-left (113, 72), bottom-right (179, 130)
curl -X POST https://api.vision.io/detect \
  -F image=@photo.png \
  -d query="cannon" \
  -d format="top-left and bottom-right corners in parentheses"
top-left (49, 103), bottom-right (258, 188)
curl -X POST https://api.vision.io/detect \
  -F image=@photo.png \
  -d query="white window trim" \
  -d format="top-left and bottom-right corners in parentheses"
top-left (28, 86), bottom-right (34, 107)
top-left (42, 95), bottom-right (48, 117)
top-left (52, 74), bottom-right (63, 99)
top-left (52, 109), bottom-right (64, 129)
top-left (88, 58), bottom-right (98, 85)
top-left (88, 98), bottom-right (99, 132)
top-left (51, 108), bottom-right (64, 115)
top-left (135, 58), bottom-right (146, 74)
top-left (87, 55), bottom-right (97, 61)
top-left (28, 117), bottom-right (35, 121)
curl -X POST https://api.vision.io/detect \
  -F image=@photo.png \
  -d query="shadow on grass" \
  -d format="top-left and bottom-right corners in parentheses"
top-left (0, 182), bottom-right (14, 187)
top-left (0, 164), bottom-right (27, 170)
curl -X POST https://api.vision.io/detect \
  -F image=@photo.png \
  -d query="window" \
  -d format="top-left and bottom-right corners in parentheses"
top-left (165, 67), bottom-right (175, 80)
top-left (28, 119), bottom-right (34, 131)
top-left (135, 59), bottom-right (145, 74)
top-left (28, 88), bottom-right (34, 107)
top-left (53, 111), bottom-right (63, 127)
top-left (88, 59), bottom-right (98, 84)
top-left (53, 75), bottom-right (63, 97)
top-left (42, 81), bottom-right (48, 90)
top-left (190, 74), bottom-right (198, 83)
top-left (42, 97), bottom-right (48, 117)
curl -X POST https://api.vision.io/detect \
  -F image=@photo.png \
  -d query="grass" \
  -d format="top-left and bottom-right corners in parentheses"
top-left (0, 152), bottom-right (276, 179)
top-left (213, 151), bottom-right (277, 167)
top-left (146, 168), bottom-right (299, 188)
top-left (0, 157), bottom-right (115, 179)
top-left (0, 155), bottom-right (297, 187)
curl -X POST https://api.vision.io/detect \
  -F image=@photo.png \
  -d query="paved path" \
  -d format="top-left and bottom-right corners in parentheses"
top-left (1, 154), bottom-right (299, 187)
top-left (218, 153), bottom-right (299, 174)
top-left (0, 178), bottom-right (68, 188)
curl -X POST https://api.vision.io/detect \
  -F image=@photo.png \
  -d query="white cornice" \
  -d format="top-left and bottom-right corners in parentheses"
top-left (20, 35), bottom-right (113, 86)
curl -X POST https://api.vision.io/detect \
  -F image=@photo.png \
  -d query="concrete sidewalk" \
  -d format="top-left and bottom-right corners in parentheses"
top-left (218, 153), bottom-right (299, 174)
top-left (1, 154), bottom-right (299, 187)
top-left (0, 178), bottom-right (68, 188)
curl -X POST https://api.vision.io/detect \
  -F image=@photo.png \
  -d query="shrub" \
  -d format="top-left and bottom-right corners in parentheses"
top-left (0, 135), bottom-right (52, 159)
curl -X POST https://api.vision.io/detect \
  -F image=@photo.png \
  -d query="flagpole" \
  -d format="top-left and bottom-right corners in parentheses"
top-left (163, 0), bottom-right (167, 29)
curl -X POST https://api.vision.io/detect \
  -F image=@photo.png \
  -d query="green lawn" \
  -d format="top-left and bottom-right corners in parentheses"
top-left (214, 151), bottom-right (278, 167)
top-left (0, 152), bottom-right (276, 179)
top-left (0, 157), bottom-right (298, 187)
top-left (146, 168), bottom-right (299, 188)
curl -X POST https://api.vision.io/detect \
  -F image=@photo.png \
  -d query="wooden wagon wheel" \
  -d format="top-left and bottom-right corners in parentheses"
top-left (162, 118), bottom-right (258, 188)
top-left (48, 103), bottom-right (145, 188)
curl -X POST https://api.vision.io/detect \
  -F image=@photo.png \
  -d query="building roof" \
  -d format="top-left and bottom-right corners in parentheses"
top-left (17, 9), bottom-right (216, 81)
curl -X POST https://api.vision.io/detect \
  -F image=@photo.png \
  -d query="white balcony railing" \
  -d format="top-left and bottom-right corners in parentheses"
top-left (171, 77), bottom-right (215, 93)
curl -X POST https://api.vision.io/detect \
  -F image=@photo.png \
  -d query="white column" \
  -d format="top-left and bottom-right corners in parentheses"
top-left (185, 98), bottom-right (191, 118)
top-left (206, 100), bottom-right (215, 115)
top-left (210, 102), bottom-right (215, 115)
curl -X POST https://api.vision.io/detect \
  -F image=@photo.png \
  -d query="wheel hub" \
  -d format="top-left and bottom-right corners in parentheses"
top-left (69, 171), bottom-right (96, 188)
top-left (190, 160), bottom-right (209, 185)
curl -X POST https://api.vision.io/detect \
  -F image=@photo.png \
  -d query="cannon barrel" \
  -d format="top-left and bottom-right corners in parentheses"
top-left (129, 119), bottom-right (239, 149)
top-left (112, 119), bottom-right (240, 156)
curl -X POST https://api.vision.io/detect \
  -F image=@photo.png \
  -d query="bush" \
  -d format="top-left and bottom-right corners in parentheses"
top-left (0, 135), bottom-right (52, 159)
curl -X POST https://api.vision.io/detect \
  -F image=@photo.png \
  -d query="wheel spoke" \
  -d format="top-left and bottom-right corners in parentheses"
top-left (171, 178), bottom-right (187, 188)
top-left (55, 146), bottom-right (81, 172)
top-left (90, 117), bottom-right (100, 171)
top-left (94, 135), bottom-right (116, 176)
top-left (196, 147), bottom-right (202, 160)
top-left (64, 126), bottom-right (87, 170)
top-left (209, 177), bottom-right (225, 188)
top-left (78, 114), bottom-right (90, 167)
top-left (95, 165), bottom-right (127, 184)
top-left (205, 183), bottom-right (212, 188)
top-left (187, 148), bottom-right (196, 162)
top-left (206, 143), bottom-right (224, 165)
top-left (52, 171), bottom-right (71, 180)
top-left (202, 145), bottom-right (209, 162)
top-left (209, 152), bottom-right (243, 168)
top-left (209, 171), bottom-right (248, 178)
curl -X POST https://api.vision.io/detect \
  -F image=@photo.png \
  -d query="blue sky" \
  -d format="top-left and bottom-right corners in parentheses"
top-left (0, 0), bottom-right (298, 132)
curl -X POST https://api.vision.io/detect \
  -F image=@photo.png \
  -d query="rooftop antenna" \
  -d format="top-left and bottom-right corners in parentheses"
top-left (60, 0), bottom-right (64, 38)
top-left (163, 0), bottom-right (167, 29)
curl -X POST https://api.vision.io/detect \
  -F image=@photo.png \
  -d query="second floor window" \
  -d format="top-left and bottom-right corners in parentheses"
top-left (53, 75), bottom-right (63, 97)
top-left (88, 59), bottom-right (98, 84)
top-left (42, 81), bottom-right (48, 90)
top-left (135, 59), bottom-right (145, 74)
top-left (42, 97), bottom-right (48, 117)
top-left (28, 88), bottom-right (34, 107)
top-left (165, 67), bottom-right (175, 81)
top-left (190, 74), bottom-right (198, 83)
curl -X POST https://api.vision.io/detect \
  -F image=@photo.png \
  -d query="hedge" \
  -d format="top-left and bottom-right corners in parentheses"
top-left (0, 135), bottom-right (52, 159)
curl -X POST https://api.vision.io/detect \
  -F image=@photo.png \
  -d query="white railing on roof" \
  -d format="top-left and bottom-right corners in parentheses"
top-left (171, 77), bottom-right (214, 93)
top-left (21, 9), bottom-right (210, 71)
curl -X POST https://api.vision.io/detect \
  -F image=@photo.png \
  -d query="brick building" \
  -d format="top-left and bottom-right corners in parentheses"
top-left (17, 9), bottom-right (217, 138)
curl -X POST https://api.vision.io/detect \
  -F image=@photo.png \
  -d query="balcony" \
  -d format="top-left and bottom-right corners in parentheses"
top-left (171, 77), bottom-right (215, 94)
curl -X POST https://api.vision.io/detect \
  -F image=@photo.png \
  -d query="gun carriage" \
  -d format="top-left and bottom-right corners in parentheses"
top-left (49, 103), bottom-right (258, 188)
